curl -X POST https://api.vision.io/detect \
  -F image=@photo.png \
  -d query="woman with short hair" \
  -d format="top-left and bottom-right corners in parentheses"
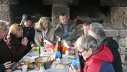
top-left (69, 35), bottom-right (114, 72)
top-left (5, 24), bottom-right (28, 62)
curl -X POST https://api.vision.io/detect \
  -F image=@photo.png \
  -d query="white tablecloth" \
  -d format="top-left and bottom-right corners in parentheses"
top-left (13, 50), bottom-right (79, 72)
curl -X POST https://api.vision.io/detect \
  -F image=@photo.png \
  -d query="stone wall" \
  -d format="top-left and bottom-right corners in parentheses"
top-left (0, 0), bottom-right (19, 23)
top-left (0, 4), bottom-right (10, 23)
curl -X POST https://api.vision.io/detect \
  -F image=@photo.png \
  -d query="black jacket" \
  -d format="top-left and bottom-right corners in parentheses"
top-left (21, 24), bottom-right (35, 54)
top-left (0, 64), bottom-right (5, 72)
top-left (101, 37), bottom-right (123, 72)
top-left (0, 40), bottom-right (13, 64)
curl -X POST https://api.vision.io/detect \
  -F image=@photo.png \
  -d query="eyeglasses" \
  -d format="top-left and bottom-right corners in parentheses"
top-left (78, 50), bottom-right (84, 55)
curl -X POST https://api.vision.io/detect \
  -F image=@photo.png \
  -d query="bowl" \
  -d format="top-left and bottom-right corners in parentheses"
top-left (16, 61), bottom-right (34, 70)
top-left (35, 56), bottom-right (54, 69)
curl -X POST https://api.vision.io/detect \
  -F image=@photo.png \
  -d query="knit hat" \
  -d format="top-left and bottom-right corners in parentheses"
top-left (22, 14), bottom-right (31, 23)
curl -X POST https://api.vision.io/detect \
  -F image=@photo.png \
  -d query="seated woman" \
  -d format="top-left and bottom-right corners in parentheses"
top-left (5, 24), bottom-right (28, 62)
top-left (69, 35), bottom-right (115, 72)
top-left (34, 17), bottom-right (52, 46)
top-left (20, 14), bottom-right (36, 54)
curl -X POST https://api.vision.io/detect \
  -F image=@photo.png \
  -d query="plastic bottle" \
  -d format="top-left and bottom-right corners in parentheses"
top-left (39, 63), bottom-right (46, 72)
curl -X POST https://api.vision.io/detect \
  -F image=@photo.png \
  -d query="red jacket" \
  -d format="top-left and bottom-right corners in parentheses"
top-left (83, 45), bottom-right (114, 72)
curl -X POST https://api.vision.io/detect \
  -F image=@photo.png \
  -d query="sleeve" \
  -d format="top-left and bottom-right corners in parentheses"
top-left (100, 62), bottom-right (115, 72)
top-left (29, 27), bottom-right (36, 45)
top-left (14, 44), bottom-right (27, 62)
top-left (66, 23), bottom-right (77, 41)
top-left (54, 24), bottom-right (65, 38)
top-left (0, 64), bottom-right (5, 72)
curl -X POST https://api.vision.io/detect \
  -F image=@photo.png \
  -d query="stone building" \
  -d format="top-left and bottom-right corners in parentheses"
top-left (0, 0), bottom-right (127, 70)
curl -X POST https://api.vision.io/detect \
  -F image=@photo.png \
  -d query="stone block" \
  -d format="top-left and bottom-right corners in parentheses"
top-left (111, 7), bottom-right (127, 29)
top-left (119, 30), bottom-right (127, 38)
top-left (104, 30), bottom-right (118, 37)
top-left (119, 47), bottom-right (127, 55)
top-left (121, 54), bottom-right (125, 63)
top-left (118, 38), bottom-right (126, 47)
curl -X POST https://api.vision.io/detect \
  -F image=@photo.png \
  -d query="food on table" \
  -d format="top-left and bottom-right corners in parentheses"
top-left (55, 63), bottom-right (65, 69)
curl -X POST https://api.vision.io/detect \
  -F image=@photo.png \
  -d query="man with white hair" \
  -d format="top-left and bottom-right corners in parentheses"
top-left (0, 20), bottom-right (13, 72)
top-left (88, 27), bottom-right (123, 72)
top-left (90, 22), bottom-right (104, 29)
top-left (81, 22), bottom-right (122, 72)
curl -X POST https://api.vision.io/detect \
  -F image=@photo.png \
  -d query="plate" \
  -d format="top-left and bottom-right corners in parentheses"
top-left (61, 58), bottom-right (72, 65)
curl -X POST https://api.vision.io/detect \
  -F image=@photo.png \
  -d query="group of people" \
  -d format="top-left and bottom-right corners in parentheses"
top-left (0, 13), bottom-right (77, 72)
top-left (69, 22), bottom-right (122, 72)
top-left (0, 13), bottom-right (123, 72)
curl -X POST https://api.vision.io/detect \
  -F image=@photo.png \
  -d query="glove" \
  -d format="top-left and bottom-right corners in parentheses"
top-left (65, 32), bottom-right (70, 36)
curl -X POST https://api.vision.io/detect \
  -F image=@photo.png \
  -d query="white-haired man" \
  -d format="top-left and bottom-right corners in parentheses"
top-left (0, 20), bottom-right (13, 72)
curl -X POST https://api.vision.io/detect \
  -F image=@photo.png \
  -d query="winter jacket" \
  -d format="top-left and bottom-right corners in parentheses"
top-left (34, 26), bottom-right (52, 46)
top-left (5, 34), bottom-right (27, 62)
top-left (0, 64), bottom-right (5, 72)
top-left (21, 25), bottom-right (35, 54)
top-left (54, 20), bottom-right (77, 43)
top-left (83, 45), bottom-right (114, 72)
top-left (101, 37), bottom-right (123, 72)
top-left (0, 40), bottom-right (13, 64)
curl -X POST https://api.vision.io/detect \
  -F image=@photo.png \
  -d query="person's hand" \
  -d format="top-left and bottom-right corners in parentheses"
top-left (3, 61), bottom-right (12, 69)
top-left (31, 44), bottom-right (36, 47)
top-left (22, 37), bottom-right (28, 46)
top-left (69, 64), bottom-right (80, 72)
top-left (5, 69), bottom-right (12, 72)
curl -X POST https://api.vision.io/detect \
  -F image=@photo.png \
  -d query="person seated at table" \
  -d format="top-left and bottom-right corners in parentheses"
top-left (53, 13), bottom-right (77, 43)
top-left (5, 24), bottom-right (28, 62)
top-left (88, 27), bottom-right (123, 72)
top-left (0, 61), bottom-right (12, 72)
top-left (20, 14), bottom-right (36, 54)
top-left (0, 20), bottom-right (13, 72)
top-left (69, 35), bottom-right (115, 72)
top-left (34, 17), bottom-right (52, 46)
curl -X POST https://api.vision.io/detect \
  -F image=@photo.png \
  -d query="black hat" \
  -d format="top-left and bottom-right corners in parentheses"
top-left (22, 14), bottom-right (31, 22)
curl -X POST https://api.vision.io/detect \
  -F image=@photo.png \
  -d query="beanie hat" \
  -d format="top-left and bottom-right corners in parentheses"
top-left (22, 14), bottom-right (31, 23)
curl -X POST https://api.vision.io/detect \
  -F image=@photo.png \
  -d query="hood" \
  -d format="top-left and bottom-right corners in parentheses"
top-left (87, 45), bottom-right (113, 63)
top-left (101, 37), bottom-right (119, 49)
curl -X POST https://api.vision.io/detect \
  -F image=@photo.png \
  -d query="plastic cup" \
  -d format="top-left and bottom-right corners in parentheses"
top-left (22, 65), bottom-right (28, 72)
top-left (56, 51), bottom-right (61, 59)
top-left (72, 60), bottom-right (79, 70)
top-left (36, 46), bottom-right (40, 54)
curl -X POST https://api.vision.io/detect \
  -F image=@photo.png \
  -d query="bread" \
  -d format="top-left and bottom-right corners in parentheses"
top-left (17, 65), bottom-right (22, 70)
top-left (55, 63), bottom-right (65, 69)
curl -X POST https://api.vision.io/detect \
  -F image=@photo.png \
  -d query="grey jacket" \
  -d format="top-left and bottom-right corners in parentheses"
top-left (54, 20), bottom-right (77, 43)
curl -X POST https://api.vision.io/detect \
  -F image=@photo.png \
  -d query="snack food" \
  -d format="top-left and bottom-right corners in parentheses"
top-left (24, 62), bottom-right (34, 69)
top-left (17, 62), bottom-right (34, 70)
top-left (17, 65), bottom-right (22, 70)
top-left (55, 63), bottom-right (65, 69)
